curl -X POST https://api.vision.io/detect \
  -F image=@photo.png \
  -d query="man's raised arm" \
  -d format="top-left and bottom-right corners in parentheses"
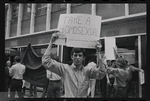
top-left (42, 32), bottom-right (66, 77)
top-left (89, 40), bottom-right (106, 79)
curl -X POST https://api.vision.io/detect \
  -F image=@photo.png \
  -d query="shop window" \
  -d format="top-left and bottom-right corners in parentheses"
top-left (11, 4), bottom-right (19, 24)
top-left (116, 36), bottom-right (137, 64)
top-left (36, 46), bottom-right (57, 57)
top-left (23, 4), bottom-right (31, 20)
top-left (35, 4), bottom-right (47, 16)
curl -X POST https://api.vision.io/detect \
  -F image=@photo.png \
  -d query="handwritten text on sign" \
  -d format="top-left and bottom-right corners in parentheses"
top-left (57, 14), bottom-right (102, 48)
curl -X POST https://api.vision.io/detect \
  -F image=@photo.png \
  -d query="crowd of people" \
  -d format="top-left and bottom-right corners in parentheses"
top-left (5, 32), bottom-right (144, 98)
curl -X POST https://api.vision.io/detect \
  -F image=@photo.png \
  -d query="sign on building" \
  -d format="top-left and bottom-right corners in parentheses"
top-left (55, 14), bottom-right (102, 48)
top-left (105, 37), bottom-right (116, 60)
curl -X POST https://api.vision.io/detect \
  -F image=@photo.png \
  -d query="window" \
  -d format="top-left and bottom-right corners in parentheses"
top-left (11, 4), bottom-right (19, 24)
top-left (5, 5), bottom-right (8, 19)
top-left (23, 4), bottom-right (31, 20)
top-left (23, 4), bottom-right (31, 14)
top-left (12, 4), bottom-right (19, 17)
top-left (36, 4), bottom-right (47, 9)
top-left (5, 6), bottom-right (8, 26)
top-left (36, 4), bottom-right (47, 16)
top-left (60, 4), bottom-right (66, 9)
top-left (52, 3), bottom-right (66, 12)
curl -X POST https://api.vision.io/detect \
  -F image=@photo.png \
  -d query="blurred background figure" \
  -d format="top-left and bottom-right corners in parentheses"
top-left (9, 56), bottom-right (26, 98)
top-left (107, 57), bottom-right (128, 98)
top-left (86, 58), bottom-right (97, 98)
top-left (5, 61), bottom-right (12, 98)
top-left (45, 55), bottom-right (63, 98)
top-left (125, 60), bottom-right (144, 98)
top-left (106, 60), bottom-right (116, 98)
top-left (29, 84), bottom-right (37, 98)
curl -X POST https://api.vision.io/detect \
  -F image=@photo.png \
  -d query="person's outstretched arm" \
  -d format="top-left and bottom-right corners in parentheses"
top-left (42, 32), bottom-right (66, 77)
top-left (130, 65), bottom-right (144, 73)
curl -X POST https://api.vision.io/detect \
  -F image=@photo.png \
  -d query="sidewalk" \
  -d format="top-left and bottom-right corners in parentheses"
top-left (7, 87), bottom-right (44, 98)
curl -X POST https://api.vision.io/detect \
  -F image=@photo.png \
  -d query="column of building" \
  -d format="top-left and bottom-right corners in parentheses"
top-left (5, 4), bottom-right (12, 39)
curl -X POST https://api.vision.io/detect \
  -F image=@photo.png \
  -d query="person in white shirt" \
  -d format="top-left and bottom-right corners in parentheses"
top-left (9, 56), bottom-right (26, 98)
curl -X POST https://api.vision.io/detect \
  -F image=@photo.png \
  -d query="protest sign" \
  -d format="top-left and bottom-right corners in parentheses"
top-left (105, 37), bottom-right (116, 60)
top-left (57, 14), bottom-right (102, 48)
top-left (140, 72), bottom-right (145, 85)
top-left (53, 32), bottom-right (66, 45)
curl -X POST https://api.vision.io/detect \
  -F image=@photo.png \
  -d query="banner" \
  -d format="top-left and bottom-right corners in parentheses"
top-left (105, 37), bottom-right (116, 60)
top-left (57, 14), bottom-right (102, 48)
top-left (22, 43), bottom-right (48, 87)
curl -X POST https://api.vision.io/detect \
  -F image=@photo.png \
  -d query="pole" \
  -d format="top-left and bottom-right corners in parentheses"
top-left (138, 35), bottom-right (142, 98)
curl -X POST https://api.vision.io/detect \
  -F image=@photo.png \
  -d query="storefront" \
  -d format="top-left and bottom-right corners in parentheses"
top-left (5, 48), bottom-right (18, 65)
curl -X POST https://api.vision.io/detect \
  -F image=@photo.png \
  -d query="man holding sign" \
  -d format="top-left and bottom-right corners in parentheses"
top-left (42, 32), bottom-right (106, 98)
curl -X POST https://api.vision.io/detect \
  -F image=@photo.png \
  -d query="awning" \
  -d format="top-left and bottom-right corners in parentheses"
top-left (5, 48), bottom-right (17, 56)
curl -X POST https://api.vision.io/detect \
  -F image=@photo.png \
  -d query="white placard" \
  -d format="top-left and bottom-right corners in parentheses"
top-left (140, 72), bottom-right (145, 85)
top-left (57, 14), bottom-right (102, 48)
top-left (105, 37), bottom-right (116, 60)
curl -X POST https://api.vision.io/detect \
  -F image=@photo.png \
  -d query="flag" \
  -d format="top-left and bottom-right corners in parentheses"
top-left (22, 43), bottom-right (47, 87)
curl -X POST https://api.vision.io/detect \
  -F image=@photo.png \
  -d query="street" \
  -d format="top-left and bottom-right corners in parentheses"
top-left (7, 87), bottom-right (43, 98)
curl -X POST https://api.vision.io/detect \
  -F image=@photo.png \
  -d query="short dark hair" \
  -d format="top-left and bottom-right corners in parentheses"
top-left (15, 56), bottom-right (21, 62)
top-left (71, 48), bottom-right (86, 57)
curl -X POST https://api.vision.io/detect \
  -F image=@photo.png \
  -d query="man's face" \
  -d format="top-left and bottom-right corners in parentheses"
top-left (71, 52), bottom-right (85, 66)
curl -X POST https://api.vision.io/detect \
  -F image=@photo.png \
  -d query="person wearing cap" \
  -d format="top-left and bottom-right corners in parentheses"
top-left (107, 57), bottom-right (128, 98)
top-left (42, 32), bottom-right (106, 98)
top-left (5, 61), bottom-right (12, 97)
top-left (9, 56), bottom-right (26, 98)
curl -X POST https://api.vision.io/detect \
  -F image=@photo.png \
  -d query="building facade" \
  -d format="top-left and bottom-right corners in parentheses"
top-left (5, 3), bottom-right (146, 98)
